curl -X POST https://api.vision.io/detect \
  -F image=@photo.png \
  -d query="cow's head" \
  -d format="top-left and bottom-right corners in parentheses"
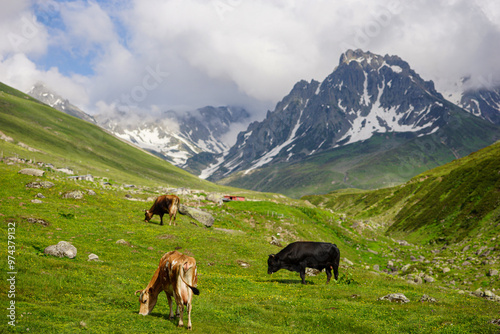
top-left (144, 210), bottom-right (153, 222)
top-left (135, 287), bottom-right (158, 315)
top-left (267, 254), bottom-right (280, 275)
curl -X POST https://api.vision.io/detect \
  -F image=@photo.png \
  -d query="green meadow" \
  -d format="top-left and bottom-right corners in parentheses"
top-left (1, 81), bottom-right (500, 333)
top-left (1, 162), bottom-right (500, 333)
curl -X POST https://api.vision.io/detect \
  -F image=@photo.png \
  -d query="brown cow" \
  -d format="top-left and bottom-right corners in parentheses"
top-left (135, 251), bottom-right (199, 330)
top-left (144, 195), bottom-right (180, 226)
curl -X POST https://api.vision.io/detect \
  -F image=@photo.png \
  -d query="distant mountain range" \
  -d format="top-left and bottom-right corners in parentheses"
top-left (95, 106), bottom-right (249, 166)
top-left (191, 50), bottom-right (500, 197)
top-left (26, 49), bottom-right (500, 198)
top-left (27, 83), bottom-right (250, 166)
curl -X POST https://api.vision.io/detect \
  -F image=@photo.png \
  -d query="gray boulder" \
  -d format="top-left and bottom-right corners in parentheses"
top-left (62, 190), bottom-right (84, 199)
top-left (26, 181), bottom-right (54, 189)
top-left (44, 241), bottom-right (77, 259)
top-left (472, 288), bottom-right (484, 297)
top-left (424, 276), bottom-right (435, 283)
top-left (88, 253), bottom-right (99, 261)
top-left (488, 269), bottom-right (498, 276)
top-left (378, 293), bottom-right (410, 303)
top-left (19, 168), bottom-right (45, 176)
top-left (420, 294), bottom-right (437, 302)
top-left (178, 204), bottom-right (214, 227)
top-left (343, 258), bottom-right (354, 266)
top-left (401, 264), bottom-right (411, 272)
top-left (206, 193), bottom-right (224, 205)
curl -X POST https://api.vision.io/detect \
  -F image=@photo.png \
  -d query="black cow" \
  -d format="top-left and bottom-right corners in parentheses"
top-left (268, 241), bottom-right (340, 284)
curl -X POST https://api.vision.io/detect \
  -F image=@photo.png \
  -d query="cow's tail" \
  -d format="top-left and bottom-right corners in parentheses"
top-left (180, 262), bottom-right (200, 296)
top-left (171, 196), bottom-right (180, 218)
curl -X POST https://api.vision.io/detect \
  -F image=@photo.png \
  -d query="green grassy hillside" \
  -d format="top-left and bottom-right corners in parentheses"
top-left (2, 160), bottom-right (500, 333)
top-left (0, 82), bottom-right (225, 192)
top-left (303, 140), bottom-right (500, 245)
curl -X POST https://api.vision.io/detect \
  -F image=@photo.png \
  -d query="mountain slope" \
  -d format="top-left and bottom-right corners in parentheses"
top-left (27, 82), bottom-right (97, 124)
top-left (0, 82), bottom-right (223, 191)
top-left (303, 140), bottom-right (500, 244)
top-left (202, 50), bottom-right (500, 197)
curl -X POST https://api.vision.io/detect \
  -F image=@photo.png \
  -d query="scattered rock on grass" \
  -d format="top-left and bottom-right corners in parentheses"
top-left (26, 217), bottom-right (49, 226)
top-left (420, 294), bottom-right (437, 303)
top-left (44, 241), bottom-right (77, 258)
top-left (237, 260), bottom-right (250, 268)
top-left (378, 293), bottom-right (410, 303)
top-left (270, 235), bottom-right (282, 247)
top-left (62, 190), bottom-right (84, 199)
top-left (88, 253), bottom-right (99, 261)
top-left (343, 258), bottom-right (354, 266)
top-left (19, 168), bottom-right (44, 176)
top-left (306, 268), bottom-right (320, 276)
top-left (116, 239), bottom-right (130, 246)
top-left (178, 204), bottom-right (214, 227)
top-left (488, 269), bottom-right (498, 276)
top-left (26, 181), bottom-right (54, 189)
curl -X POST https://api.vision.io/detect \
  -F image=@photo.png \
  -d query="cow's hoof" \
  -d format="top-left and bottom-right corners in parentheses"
top-left (187, 326), bottom-right (192, 330)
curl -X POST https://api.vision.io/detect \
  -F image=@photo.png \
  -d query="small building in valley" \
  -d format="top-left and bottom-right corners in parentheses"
top-left (223, 195), bottom-right (246, 202)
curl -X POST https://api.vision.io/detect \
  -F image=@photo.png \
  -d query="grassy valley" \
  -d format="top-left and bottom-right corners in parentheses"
top-left (1, 82), bottom-right (500, 333)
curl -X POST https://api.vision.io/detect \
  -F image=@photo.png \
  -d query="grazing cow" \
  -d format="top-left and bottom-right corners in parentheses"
top-left (268, 241), bottom-right (340, 284)
top-left (144, 195), bottom-right (180, 226)
top-left (135, 250), bottom-right (200, 330)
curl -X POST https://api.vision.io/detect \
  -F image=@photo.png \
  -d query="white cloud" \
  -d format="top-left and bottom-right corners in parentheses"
top-left (0, 0), bottom-right (499, 119)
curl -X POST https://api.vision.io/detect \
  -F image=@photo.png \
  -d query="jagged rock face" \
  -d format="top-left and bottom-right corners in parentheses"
top-left (27, 82), bottom-right (96, 124)
top-left (98, 106), bottom-right (249, 166)
top-left (204, 49), bottom-right (452, 180)
top-left (173, 106), bottom-right (249, 154)
top-left (459, 86), bottom-right (500, 125)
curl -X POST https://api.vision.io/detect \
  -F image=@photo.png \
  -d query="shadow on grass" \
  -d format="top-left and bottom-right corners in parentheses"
top-left (146, 312), bottom-right (184, 328)
top-left (257, 279), bottom-right (315, 285)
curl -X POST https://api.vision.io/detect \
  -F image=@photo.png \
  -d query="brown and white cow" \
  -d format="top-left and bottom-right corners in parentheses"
top-left (135, 251), bottom-right (199, 330)
top-left (144, 195), bottom-right (180, 226)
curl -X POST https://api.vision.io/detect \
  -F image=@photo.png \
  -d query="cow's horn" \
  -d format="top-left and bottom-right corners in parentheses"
top-left (135, 289), bottom-right (142, 296)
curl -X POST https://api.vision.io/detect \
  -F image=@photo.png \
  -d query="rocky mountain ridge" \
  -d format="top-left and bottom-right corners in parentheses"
top-left (27, 82), bottom-right (97, 124)
top-left (193, 49), bottom-right (500, 197)
top-left (96, 106), bottom-right (249, 166)
top-left (201, 50), bottom-right (467, 180)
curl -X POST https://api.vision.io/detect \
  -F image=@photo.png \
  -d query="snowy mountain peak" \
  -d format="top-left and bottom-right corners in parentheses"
top-left (202, 50), bottom-right (455, 181)
top-left (97, 106), bottom-right (250, 166)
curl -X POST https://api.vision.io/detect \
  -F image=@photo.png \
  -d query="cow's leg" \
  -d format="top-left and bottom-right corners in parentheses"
top-left (325, 267), bottom-right (332, 284)
top-left (159, 213), bottom-right (164, 226)
top-left (299, 269), bottom-right (306, 284)
top-left (167, 294), bottom-right (174, 319)
top-left (169, 212), bottom-right (173, 226)
top-left (177, 303), bottom-right (184, 328)
top-left (186, 302), bottom-right (192, 330)
top-left (333, 263), bottom-right (339, 281)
